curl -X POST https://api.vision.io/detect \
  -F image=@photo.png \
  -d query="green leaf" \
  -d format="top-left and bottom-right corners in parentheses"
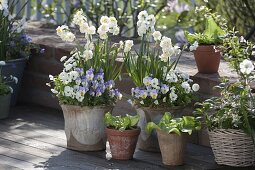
top-left (204, 17), bottom-right (225, 38)
top-left (129, 114), bottom-right (140, 127)
top-left (146, 122), bottom-right (159, 134)
top-left (168, 128), bottom-right (181, 135)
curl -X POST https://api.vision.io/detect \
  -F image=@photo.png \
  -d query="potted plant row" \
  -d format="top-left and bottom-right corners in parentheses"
top-left (104, 112), bottom-right (140, 160)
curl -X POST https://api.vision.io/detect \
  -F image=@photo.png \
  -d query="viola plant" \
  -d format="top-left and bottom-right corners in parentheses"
top-left (146, 112), bottom-right (201, 135)
top-left (195, 58), bottom-right (255, 142)
top-left (0, 0), bottom-right (42, 60)
top-left (49, 9), bottom-right (125, 106)
top-left (0, 61), bottom-right (18, 95)
top-left (130, 71), bottom-right (200, 108)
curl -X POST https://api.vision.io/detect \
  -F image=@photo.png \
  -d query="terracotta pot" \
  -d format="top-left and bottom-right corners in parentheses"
top-left (106, 127), bottom-right (140, 160)
top-left (136, 107), bottom-right (184, 152)
top-left (194, 45), bottom-right (221, 74)
top-left (61, 105), bottom-right (112, 151)
top-left (157, 129), bottom-right (187, 166)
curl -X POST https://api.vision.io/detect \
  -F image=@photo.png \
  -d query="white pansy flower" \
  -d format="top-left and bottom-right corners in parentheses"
top-left (0, 61), bottom-right (6, 66)
top-left (51, 89), bottom-right (58, 94)
top-left (152, 31), bottom-right (162, 41)
top-left (169, 92), bottom-right (178, 101)
top-left (60, 56), bottom-right (67, 62)
top-left (124, 40), bottom-right (134, 53)
top-left (13, 76), bottom-right (18, 84)
top-left (189, 41), bottom-right (199, 51)
top-left (151, 78), bottom-right (159, 88)
top-left (64, 86), bottom-right (74, 97)
top-left (192, 83), bottom-right (200, 92)
top-left (240, 59), bottom-right (254, 75)
top-left (76, 92), bottom-right (84, 102)
top-left (143, 76), bottom-right (151, 86)
top-left (181, 82), bottom-right (191, 93)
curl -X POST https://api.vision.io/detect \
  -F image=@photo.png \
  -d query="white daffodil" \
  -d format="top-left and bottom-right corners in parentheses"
top-left (152, 31), bottom-right (162, 41)
top-left (124, 40), bottom-right (134, 53)
top-left (100, 16), bottom-right (110, 25)
top-left (240, 59), bottom-right (254, 75)
top-left (169, 92), bottom-right (178, 101)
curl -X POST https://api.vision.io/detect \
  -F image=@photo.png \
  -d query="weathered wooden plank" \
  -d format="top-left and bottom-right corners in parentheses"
top-left (0, 137), bottom-right (52, 159)
top-left (0, 154), bottom-right (41, 170)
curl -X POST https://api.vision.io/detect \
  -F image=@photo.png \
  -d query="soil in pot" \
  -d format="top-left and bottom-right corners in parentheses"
top-left (136, 107), bottom-right (184, 152)
top-left (61, 105), bottom-right (112, 151)
top-left (157, 129), bottom-right (187, 166)
top-left (194, 45), bottom-right (221, 74)
top-left (106, 127), bottom-right (140, 160)
top-left (0, 93), bottom-right (11, 119)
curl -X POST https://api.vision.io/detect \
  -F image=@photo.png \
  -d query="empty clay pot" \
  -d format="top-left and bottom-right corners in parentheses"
top-left (194, 45), bottom-right (221, 74)
top-left (106, 127), bottom-right (140, 160)
top-left (157, 129), bottom-right (187, 166)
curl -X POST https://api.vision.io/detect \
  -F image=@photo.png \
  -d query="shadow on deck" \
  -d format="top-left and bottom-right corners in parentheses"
top-left (0, 105), bottom-right (253, 170)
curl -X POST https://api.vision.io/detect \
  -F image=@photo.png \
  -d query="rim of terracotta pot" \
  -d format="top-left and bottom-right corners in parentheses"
top-left (106, 127), bottom-right (141, 136)
top-left (195, 45), bottom-right (221, 52)
top-left (156, 129), bottom-right (187, 137)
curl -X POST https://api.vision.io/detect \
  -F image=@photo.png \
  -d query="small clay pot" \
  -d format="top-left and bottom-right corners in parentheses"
top-left (106, 127), bottom-right (140, 160)
top-left (157, 129), bottom-right (187, 166)
top-left (194, 45), bottom-right (221, 74)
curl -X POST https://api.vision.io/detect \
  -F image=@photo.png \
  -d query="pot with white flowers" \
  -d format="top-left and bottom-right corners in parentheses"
top-left (124, 10), bottom-right (200, 152)
top-left (0, 1), bottom-right (42, 105)
top-left (195, 59), bottom-right (255, 167)
top-left (185, 15), bottom-right (226, 74)
top-left (0, 61), bottom-right (18, 119)
top-left (146, 112), bottom-right (201, 165)
top-left (49, 10), bottom-right (125, 151)
top-left (104, 112), bottom-right (140, 160)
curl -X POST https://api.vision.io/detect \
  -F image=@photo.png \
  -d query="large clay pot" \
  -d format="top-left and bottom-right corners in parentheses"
top-left (106, 127), bottom-right (140, 160)
top-left (136, 107), bottom-right (184, 152)
top-left (61, 105), bottom-right (112, 151)
top-left (157, 129), bottom-right (187, 166)
top-left (1, 58), bottom-right (27, 106)
top-left (0, 93), bottom-right (11, 119)
top-left (194, 45), bottom-right (221, 74)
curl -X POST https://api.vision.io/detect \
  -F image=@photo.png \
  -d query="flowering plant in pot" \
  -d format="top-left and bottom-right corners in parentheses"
top-left (124, 10), bottom-right (200, 152)
top-left (104, 112), bottom-right (140, 160)
top-left (0, 61), bottom-right (18, 119)
top-left (195, 58), bottom-right (255, 166)
top-left (146, 112), bottom-right (201, 166)
top-left (185, 8), bottom-right (226, 74)
top-left (49, 10), bottom-right (125, 151)
top-left (0, 0), bottom-right (43, 105)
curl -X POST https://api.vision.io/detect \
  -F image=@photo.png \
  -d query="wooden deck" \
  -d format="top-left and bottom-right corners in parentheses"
top-left (0, 105), bottom-right (253, 170)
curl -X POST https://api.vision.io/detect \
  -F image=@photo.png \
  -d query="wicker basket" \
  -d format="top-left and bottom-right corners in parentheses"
top-left (209, 129), bottom-right (255, 167)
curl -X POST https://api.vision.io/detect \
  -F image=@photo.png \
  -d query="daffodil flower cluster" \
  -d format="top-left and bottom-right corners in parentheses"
top-left (129, 70), bottom-right (199, 107)
top-left (51, 10), bottom-right (125, 106)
